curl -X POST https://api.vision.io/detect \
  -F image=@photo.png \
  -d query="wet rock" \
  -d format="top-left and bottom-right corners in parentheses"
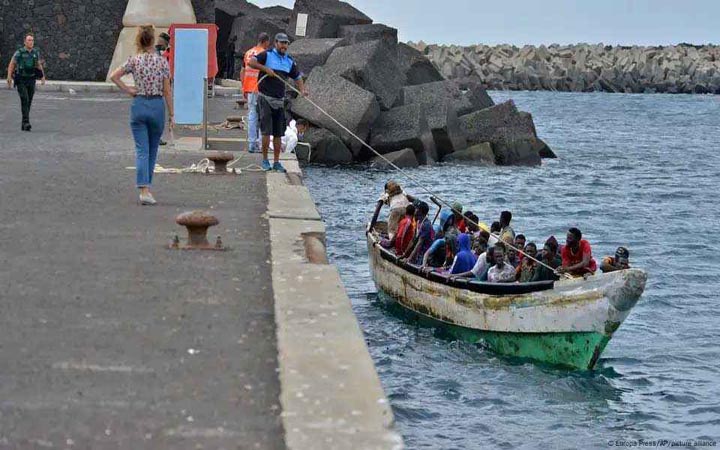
top-left (288, 0), bottom-right (372, 39)
top-left (299, 127), bottom-right (354, 164)
top-left (443, 143), bottom-right (495, 165)
top-left (288, 38), bottom-right (347, 75)
top-left (493, 138), bottom-right (542, 166)
top-left (533, 138), bottom-right (557, 158)
top-left (397, 43), bottom-right (444, 86)
top-left (338, 23), bottom-right (398, 47)
top-left (370, 148), bottom-right (419, 169)
top-left (459, 100), bottom-right (537, 146)
top-left (370, 103), bottom-right (437, 164)
top-left (323, 40), bottom-right (406, 110)
top-left (291, 67), bottom-right (380, 156)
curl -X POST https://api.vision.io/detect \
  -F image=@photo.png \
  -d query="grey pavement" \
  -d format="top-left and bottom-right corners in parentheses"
top-left (0, 89), bottom-right (284, 449)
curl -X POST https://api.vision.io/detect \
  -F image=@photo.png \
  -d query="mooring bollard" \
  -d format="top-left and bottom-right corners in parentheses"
top-left (206, 151), bottom-right (235, 174)
top-left (171, 210), bottom-right (225, 250)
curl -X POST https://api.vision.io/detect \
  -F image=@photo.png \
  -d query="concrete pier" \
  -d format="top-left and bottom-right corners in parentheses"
top-left (0, 90), bottom-right (401, 449)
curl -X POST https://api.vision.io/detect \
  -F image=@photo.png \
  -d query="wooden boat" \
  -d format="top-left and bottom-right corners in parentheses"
top-left (366, 220), bottom-right (647, 370)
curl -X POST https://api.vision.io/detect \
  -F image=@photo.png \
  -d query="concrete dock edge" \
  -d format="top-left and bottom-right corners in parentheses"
top-left (266, 157), bottom-right (403, 449)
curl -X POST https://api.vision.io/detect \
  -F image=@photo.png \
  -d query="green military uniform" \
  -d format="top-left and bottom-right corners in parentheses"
top-left (13, 47), bottom-right (41, 129)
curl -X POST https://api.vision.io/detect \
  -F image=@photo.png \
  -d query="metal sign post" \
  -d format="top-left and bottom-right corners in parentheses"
top-left (203, 77), bottom-right (209, 150)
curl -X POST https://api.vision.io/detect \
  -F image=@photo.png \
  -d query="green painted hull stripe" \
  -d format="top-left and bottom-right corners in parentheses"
top-left (385, 294), bottom-right (611, 370)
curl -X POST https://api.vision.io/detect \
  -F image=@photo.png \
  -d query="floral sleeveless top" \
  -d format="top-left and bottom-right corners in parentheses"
top-left (123, 52), bottom-right (170, 96)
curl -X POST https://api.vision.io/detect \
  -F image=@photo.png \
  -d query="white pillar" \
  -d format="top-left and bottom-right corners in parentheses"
top-left (107, 0), bottom-right (197, 81)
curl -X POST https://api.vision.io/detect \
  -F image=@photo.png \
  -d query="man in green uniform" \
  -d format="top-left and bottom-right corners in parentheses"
top-left (6, 34), bottom-right (46, 131)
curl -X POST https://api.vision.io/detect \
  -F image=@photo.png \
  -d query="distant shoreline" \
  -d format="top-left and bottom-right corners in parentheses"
top-left (413, 42), bottom-right (720, 94)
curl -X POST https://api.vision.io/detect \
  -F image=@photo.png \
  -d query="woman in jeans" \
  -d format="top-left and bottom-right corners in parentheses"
top-left (110, 25), bottom-right (173, 205)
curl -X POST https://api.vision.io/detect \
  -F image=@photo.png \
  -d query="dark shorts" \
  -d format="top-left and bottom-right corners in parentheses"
top-left (257, 95), bottom-right (286, 138)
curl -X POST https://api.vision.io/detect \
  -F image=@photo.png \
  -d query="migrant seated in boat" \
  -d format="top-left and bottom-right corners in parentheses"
top-left (450, 246), bottom-right (495, 282)
top-left (379, 181), bottom-right (414, 240)
top-left (401, 201), bottom-right (434, 266)
top-left (381, 203), bottom-right (416, 254)
top-left (516, 242), bottom-right (539, 282)
top-left (451, 202), bottom-right (466, 233)
top-left (448, 233), bottom-right (477, 275)
top-left (487, 244), bottom-right (517, 283)
top-left (421, 210), bottom-right (459, 270)
top-left (514, 234), bottom-right (527, 262)
top-left (557, 227), bottom-right (597, 277)
top-left (601, 246), bottom-right (631, 273)
top-left (504, 237), bottom-right (521, 269)
top-left (499, 210), bottom-right (516, 242)
top-left (531, 236), bottom-right (562, 282)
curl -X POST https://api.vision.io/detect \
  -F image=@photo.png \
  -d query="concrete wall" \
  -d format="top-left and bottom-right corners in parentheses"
top-left (417, 42), bottom-right (720, 94)
top-left (0, 0), bottom-right (213, 81)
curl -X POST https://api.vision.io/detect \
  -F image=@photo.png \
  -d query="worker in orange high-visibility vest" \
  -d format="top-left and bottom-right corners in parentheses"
top-left (239, 32), bottom-right (271, 153)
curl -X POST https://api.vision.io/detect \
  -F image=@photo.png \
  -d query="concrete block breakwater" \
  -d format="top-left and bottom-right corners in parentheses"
top-left (414, 42), bottom-right (720, 94)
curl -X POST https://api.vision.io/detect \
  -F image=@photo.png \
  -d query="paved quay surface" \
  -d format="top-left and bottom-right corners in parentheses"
top-left (0, 90), bottom-right (283, 449)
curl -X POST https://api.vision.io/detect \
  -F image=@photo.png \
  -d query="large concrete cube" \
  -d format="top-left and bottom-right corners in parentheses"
top-left (458, 100), bottom-right (537, 146)
top-left (288, 0), bottom-right (372, 39)
top-left (300, 127), bottom-right (354, 164)
top-left (288, 38), bottom-right (347, 76)
top-left (291, 67), bottom-right (380, 156)
top-left (370, 148), bottom-right (419, 170)
top-left (370, 103), bottom-right (438, 164)
top-left (397, 80), bottom-right (475, 116)
top-left (230, 11), bottom-right (287, 56)
top-left (324, 40), bottom-right (406, 110)
top-left (338, 23), bottom-right (398, 47)
top-left (493, 139), bottom-right (542, 166)
top-left (397, 43), bottom-right (444, 86)
top-left (454, 77), bottom-right (495, 112)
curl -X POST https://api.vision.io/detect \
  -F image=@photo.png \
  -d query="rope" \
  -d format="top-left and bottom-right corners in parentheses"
top-left (260, 73), bottom-right (570, 278)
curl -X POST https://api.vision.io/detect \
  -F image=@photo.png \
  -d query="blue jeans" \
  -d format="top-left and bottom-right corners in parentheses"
top-left (130, 96), bottom-right (165, 187)
top-left (247, 92), bottom-right (260, 151)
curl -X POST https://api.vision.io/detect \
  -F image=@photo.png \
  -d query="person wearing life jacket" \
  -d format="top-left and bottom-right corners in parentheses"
top-left (240, 33), bottom-right (271, 154)
top-left (248, 33), bottom-right (308, 172)
top-left (6, 33), bottom-right (46, 131)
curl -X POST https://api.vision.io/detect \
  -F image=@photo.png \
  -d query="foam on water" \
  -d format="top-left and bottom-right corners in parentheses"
top-left (304, 91), bottom-right (720, 449)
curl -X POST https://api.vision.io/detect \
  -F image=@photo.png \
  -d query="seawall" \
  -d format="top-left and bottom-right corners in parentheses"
top-left (414, 42), bottom-right (720, 94)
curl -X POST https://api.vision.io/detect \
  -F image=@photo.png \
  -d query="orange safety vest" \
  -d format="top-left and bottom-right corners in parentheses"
top-left (243, 45), bottom-right (265, 94)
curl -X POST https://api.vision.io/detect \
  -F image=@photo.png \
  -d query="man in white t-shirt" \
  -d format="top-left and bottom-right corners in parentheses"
top-left (487, 245), bottom-right (517, 283)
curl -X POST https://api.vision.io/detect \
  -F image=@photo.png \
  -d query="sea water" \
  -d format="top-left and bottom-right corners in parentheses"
top-left (304, 91), bottom-right (720, 449)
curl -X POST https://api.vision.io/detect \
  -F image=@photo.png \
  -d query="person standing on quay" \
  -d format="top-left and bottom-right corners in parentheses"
top-left (240, 32), bottom-right (270, 153)
top-left (6, 33), bottom-right (46, 131)
top-left (109, 25), bottom-right (173, 206)
top-left (249, 32), bottom-right (307, 172)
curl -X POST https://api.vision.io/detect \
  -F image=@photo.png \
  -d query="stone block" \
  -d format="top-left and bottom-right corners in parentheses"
top-left (396, 79), bottom-right (475, 116)
top-left (215, 0), bottom-right (259, 17)
top-left (533, 138), bottom-right (557, 158)
top-left (454, 77), bottom-right (495, 112)
top-left (370, 148), bottom-right (419, 170)
top-left (300, 128), bottom-right (354, 164)
top-left (288, 38), bottom-right (347, 76)
top-left (395, 81), bottom-right (468, 157)
top-left (262, 6), bottom-right (292, 25)
top-left (397, 43), bottom-right (444, 86)
top-left (288, 0), bottom-right (372, 39)
top-left (459, 100), bottom-right (537, 146)
top-left (230, 11), bottom-right (288, 56)
top-left (492, 139), bottom-right (542, 166)
top-left (370, 103), bottom-right (437, 164)
top-left (443, 143), bottom-right (495, 165)
top-left (323, 40), bottom-right (406, 110)
top-left (338, 23), bottom-right (398, 47)
top-left (291, 67), bottom-right (380, 156)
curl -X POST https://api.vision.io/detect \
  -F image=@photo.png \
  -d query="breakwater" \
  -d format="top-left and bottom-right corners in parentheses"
top-left (414, 42), bottom-right (720, 94)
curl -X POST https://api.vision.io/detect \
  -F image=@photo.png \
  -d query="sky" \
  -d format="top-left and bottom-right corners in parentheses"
top-left (251, 0), bottom-right (718, 46)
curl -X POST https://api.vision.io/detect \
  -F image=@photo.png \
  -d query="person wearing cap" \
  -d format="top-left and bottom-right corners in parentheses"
top-left (600, 247), bottom-right (631, 273)
top-left (451, 202), bottom-right (466, 232)
top-left (248, 32), bottom-right (307, 172)
top-left (240, 33), bottom-right (271, 154)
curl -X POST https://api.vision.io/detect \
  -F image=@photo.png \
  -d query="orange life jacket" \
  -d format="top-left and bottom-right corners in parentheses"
top-left (242, 45), bottom-right (265, 93)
